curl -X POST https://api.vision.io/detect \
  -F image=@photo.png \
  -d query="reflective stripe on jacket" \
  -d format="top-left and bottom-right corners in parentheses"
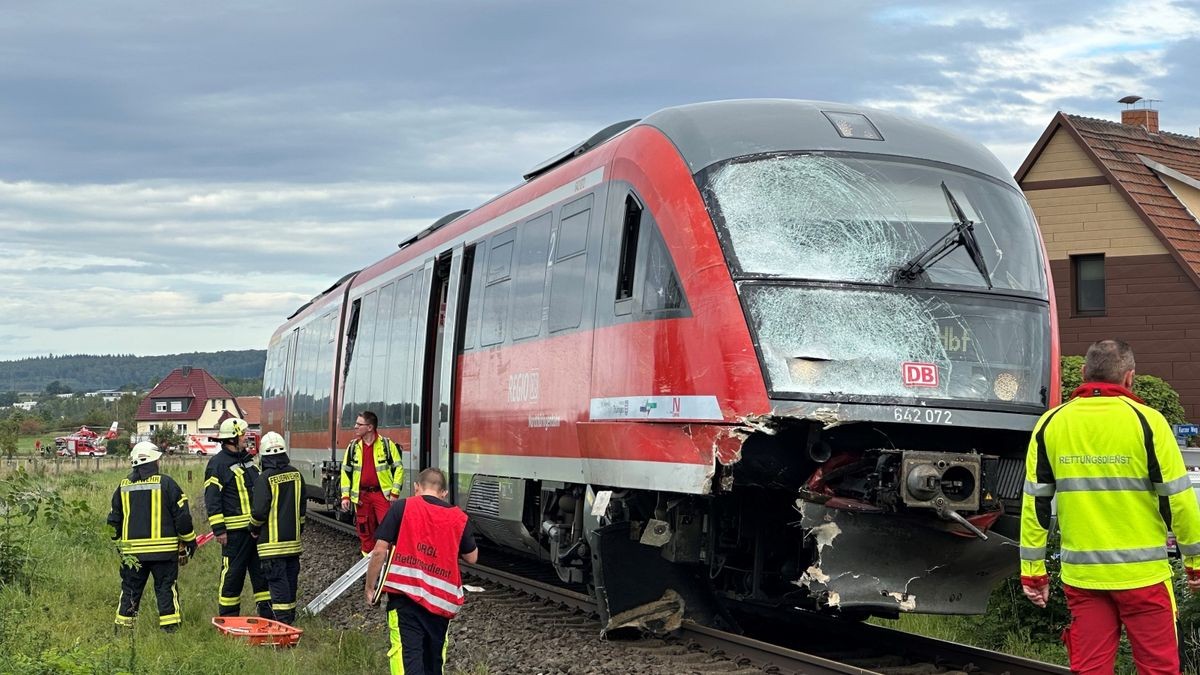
top-left (107, 473), bottom-right (196, 560)
top-left (203, 448), bottom-right (260, 534)
top-left (381, 496), bottom-right (467, 618)
top-left (1020, 391), bottom-right (1200, 590)
top-left (340, 436), bottom-right (403, 503)
top-left (250, 463), bottom-right (306, 558)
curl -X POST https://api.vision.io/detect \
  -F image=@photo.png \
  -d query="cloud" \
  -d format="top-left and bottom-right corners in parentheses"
top-left (0, 0), bottom-right (1197, 360)
top-left (863, 0), bottom-right (1200, 133)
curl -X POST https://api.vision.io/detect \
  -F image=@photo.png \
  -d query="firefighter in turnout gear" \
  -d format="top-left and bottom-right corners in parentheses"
top-left (1021, 340), bottom-right (1200, 674)
top-left (204, 417), bottom-right (271, 617)
top-left (249, 431), bottom-right (306, 625)
top-left (107, 441), bottom-right (196, 631)
top-left (340, 410), bottom-right (404, 556)
top-left (366, 468), bottom-right (478, 675)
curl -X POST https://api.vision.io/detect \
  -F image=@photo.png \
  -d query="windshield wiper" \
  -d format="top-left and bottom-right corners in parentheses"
top-left (894, 182), bottom-right (992, 289)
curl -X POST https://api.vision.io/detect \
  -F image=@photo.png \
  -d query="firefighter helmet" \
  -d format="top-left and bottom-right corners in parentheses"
top-left (260, 431), bottom-right (287, 456)
top-left (214, 417), bottom-right (248, 440)
top-left (130, 441), bottom-right (162, 466)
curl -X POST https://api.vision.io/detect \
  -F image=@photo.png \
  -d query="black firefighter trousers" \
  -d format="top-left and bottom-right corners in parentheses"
top-left (260, 555), bottom-right (300, 625)
top-left (218, 529), bottom-right (271, 617)
top-left (116, 558), bottom-right (181, 629)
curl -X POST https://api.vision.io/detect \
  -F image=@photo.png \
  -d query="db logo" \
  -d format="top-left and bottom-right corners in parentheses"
top-left (902, 362), bottom-right (939, 388)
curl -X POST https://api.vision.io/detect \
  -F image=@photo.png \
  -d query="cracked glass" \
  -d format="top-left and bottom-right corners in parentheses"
top-left (706, 154), bottom-right (1045, 294)
top-left (744, 286), bottom-right (1049, 406)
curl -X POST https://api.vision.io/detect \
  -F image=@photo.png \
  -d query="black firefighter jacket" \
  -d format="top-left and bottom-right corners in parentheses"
top-left (250, 455), bottom-right (306, 559)
top-left (107, 466), bottom-right (196, 562)
top-left (204, 447), bottom-right (260, 535)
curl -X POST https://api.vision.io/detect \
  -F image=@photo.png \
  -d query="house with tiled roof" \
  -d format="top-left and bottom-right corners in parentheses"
top-left (1017, 104), bottom-right (1200, 420)
top-left (134, 366), bottom-right (244, 440)
top-left (235, 396), bottom-right (262, 431)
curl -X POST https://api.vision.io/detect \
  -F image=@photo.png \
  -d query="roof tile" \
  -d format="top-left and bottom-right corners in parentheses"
top-left (1058, 114), bottom-right (1200, 283)
top-left (135, 368), bottom-right (237, 421)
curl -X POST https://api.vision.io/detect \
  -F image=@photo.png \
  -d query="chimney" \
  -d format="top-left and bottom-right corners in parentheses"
top-left (181, 366), bottom-right (193, 377)
top-left (1121, 107), bottom-right (1159, 133)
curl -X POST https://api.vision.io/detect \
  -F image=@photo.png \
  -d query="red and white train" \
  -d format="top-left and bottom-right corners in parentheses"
top-left (264, 100), bottom-right (1059, 628)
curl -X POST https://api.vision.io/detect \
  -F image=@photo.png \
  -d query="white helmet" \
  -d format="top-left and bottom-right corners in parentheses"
top-left (131, 441), bottom-right (162, 467)
top-left (260, 431), bottom-right (287, 456)
top-left (213, 417), bottom-right (248, 440)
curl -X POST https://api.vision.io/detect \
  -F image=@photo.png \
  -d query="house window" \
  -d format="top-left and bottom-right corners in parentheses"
top-left (176, 423), bottom-right (188, 434)
top-left (211, 400), bottom-right (217, 411)
top-left (1072, 254), bottom-right (1105, 315)
top-left (221, 400), bottom-right (227, 410)
top-left (155, 402), bottom-right (167, 413)
top-left (170, 401), bottom-right (182, 413)
top-left (149, 424), bottom-right (157, 432)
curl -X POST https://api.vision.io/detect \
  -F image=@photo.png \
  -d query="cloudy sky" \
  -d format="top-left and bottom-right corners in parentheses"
top-left (1, 1), bottom-right (1198, 361)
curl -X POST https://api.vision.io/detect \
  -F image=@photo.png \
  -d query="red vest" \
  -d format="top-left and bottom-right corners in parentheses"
top-left (381, 496), bottom-right (468, 618)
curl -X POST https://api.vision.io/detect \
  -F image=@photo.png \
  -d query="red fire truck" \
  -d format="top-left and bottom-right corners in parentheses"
top-left (55, 422), bottom-right (119, 457)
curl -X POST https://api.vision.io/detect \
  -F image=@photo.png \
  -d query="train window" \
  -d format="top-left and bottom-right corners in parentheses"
top-left (705, 154), bottom-right (1046, 295)
top-left (288, 326), bottom-right (305, 430)
top-left (480, 233), bottom-right (515, 346)
top-left (615, 195), bottom-right (642, 302)
top-left (312, 311), bottom-right (336, 430)
top-left (512, 213), bottom-right (553, 340)
top-left (556, 208), bottom-right (590, 258)
top-left (1072, 254), bottom-right (1105, 315)
top-left (460, 249), bottom-right (486, 351)
top-left (549, 194), bottom-right (593, 333)
top-left (370, 283), bottom-right (395, 413)
top-left (294, 325), bottom-right (312, 430)
top-left (640, 226), bottom-right (684, 312)
top-left (384, 274), bottom-right (415, 427)
top-left (342, 291), bottom-right (379, 428)
top-left (487, 240), bottom-right (514, 282)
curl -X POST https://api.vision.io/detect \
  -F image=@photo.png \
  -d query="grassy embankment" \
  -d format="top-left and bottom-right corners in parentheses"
top-left (0, 461), bottom-right (388, 674)
top-left (873, 612), bottom-right (1069, 665)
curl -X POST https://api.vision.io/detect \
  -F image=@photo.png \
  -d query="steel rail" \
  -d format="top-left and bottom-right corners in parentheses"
top-left (307, 509), bottom-right (1068, 675)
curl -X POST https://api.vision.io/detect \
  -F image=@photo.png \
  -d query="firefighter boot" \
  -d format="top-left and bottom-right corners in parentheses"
top-left (257, 600), bottom-right (275, 620)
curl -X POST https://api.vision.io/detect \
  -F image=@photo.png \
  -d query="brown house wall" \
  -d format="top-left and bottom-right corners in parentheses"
top-left (1051, 254), bottom-right (1200, 422)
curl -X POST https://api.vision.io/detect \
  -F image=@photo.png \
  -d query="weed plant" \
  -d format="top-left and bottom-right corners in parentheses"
top-left (0, 465), bottom-right (389, 674)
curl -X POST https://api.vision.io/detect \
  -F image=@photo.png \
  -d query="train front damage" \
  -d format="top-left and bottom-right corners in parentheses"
top-left (694, 147), bottom-right (1055, 618)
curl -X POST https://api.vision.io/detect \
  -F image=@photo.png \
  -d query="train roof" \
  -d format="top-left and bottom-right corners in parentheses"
top-left (639, 99), bottom-right (1016, 187)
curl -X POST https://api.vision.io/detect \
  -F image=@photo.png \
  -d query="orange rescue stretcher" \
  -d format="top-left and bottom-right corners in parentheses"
top-left (211, 617), bottom-right (303, 647)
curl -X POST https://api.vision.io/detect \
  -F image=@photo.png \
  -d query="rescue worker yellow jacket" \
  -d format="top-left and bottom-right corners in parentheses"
top-left (339, 435), bottom-right (403, 504)
top-left (1021, 383), bottom-right (1200, 590)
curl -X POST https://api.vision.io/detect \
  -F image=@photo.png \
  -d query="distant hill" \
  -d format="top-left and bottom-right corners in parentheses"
top-left (0, 351), bottom-right (266, 392)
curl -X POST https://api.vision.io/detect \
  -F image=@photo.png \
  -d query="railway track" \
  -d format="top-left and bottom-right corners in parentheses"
top-left (307, 510), bottom-right (1070, 675)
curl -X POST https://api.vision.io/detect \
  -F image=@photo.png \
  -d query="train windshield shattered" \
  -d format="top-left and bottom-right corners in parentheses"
top-left (705, 153), bottom-right (1050, 408)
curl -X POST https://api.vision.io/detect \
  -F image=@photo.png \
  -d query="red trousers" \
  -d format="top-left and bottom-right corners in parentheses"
top-left (355, 490), bottom-right (392, 556)
top-left (1062, 582), bottom-right (1178, 674)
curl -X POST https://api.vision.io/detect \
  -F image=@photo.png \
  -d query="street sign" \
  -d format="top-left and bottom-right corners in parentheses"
top-left (1174, 424), bottom-right (1199, 437)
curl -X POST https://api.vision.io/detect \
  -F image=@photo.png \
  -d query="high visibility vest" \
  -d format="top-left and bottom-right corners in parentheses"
top-left (1020, 390), bottom-right (1200, 590)
top-left (340, 436), bottom-right (403, 504)
top-left (381, 496), bottom-right (467, 618)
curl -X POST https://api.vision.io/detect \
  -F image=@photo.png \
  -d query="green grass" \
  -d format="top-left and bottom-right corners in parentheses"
top-left (871, 612), bottom-right (1068, 664)
top-left (0, 463), bottom-right (390, 674)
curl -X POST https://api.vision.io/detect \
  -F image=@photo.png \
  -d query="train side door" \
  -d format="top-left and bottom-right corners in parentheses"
top-left (412, 244), bottom-right (473, 504)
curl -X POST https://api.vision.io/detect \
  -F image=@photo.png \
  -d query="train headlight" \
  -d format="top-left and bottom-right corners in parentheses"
top-left (993, 372), bottom-right (1020, 401)
top-left (788, 358), bottom-right (824, 385)
top-left (822, 111), bottom-right (883, 141)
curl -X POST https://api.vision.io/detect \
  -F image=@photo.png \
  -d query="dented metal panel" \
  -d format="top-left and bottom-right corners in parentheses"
top-left (796, 502), bottom-right (1017, 615)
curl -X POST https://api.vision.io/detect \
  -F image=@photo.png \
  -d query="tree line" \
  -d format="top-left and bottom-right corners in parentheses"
top-left (0, 350), bottom-right (266, 392)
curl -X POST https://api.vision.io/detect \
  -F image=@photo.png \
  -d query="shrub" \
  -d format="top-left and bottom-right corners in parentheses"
top-left (0, 419), bottom-right (16, 459)
top-left (106, 436), bottom-right (132, 457)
